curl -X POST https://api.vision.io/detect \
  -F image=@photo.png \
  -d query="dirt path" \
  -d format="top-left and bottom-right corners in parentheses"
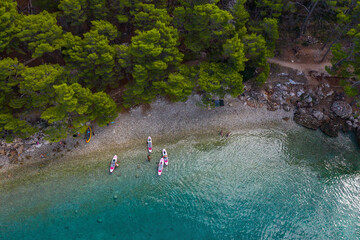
top-left (268, 58), bottom-right (332, 85)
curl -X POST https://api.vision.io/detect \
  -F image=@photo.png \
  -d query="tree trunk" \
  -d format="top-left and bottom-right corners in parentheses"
top-left (320, 40), bottom-right (337, 62)
top-left (298, 0), bottom-right (319, 38)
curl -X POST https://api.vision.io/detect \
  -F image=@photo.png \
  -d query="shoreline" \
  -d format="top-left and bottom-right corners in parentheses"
top-left (0, 94), bottom-right (294, 177)
top-left (1, 64), bottom-right (360, 177)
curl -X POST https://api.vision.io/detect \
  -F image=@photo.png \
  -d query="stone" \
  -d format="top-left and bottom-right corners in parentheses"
top-left (267, 102), bottom-right (279, 111)
top-left (331, 101), bottom-right (352, 118)
top-left (17, 145), bottom-right (24, 155)
top-left (0, 149), bottom-right (5, 155)
top-left (294, 113), bottom-right (322, 130)
top-left (304, 96), bottom-right (313, 103)
top-left (312, 111), bottom-right (324, 121)
top-left (320, 121), bottom-right (342, 137)
top-left (297, 89), bottom-right (305, 97)
top-left (282, 104), bottom-right (291, 112)
top-left (325, 90), bottom-right (334, 97)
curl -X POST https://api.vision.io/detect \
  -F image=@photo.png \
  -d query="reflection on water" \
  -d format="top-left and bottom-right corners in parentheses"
top-left (0, 125), bottom-right (359, 239)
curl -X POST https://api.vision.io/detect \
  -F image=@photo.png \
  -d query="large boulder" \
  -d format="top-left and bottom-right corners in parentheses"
top-left (331, 101), bottom-right (352, 118)
top-left (320, 120), bottom-right (342, 137)
top-left (294, 112), bottom-right (322, 130)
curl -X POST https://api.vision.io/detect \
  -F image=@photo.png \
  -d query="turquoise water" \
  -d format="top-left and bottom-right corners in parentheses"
top-left (1, 124), bottom-right (360, 239)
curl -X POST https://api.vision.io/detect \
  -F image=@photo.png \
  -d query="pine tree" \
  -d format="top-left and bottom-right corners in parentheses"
top-left (0, 0), bottom-right (21, 52)
top-left (19, 64), bottom-right (65, 109)
top-left (17, 11), bottom-right (64, 58)
top-left (58, 0), bottom-right (87, 27)
top-left (62, 30), bottom-right (116, 90)
top-left (173, 3), bottom-right (234, 53)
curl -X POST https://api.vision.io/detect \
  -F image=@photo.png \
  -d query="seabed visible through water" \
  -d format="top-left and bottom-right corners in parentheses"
top-left (0, 121), bottom-right (359, 239)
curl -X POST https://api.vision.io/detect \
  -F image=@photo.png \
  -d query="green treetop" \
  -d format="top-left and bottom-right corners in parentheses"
top-left (231, 0), bottom-right (249, 36)
top-left (88, 0), bottom-right (108, 21)
top-left (17, 11), bottom-right (64, 58)
top-left (153, 64), bottom-right (196, 102)
top-left (123, 21), bottom-right (183, 107)
top-left (173, 3), bottom-right (234, 53)
top-left (58, 0), bottom-right (87, 27)
top-left (253, 0), bottom-right (284, 19)
top-left (198, 62), bottom-right (244, 99)
top-left (0, 0), bottom-right (21, 52)
top-left (0, 114), bottom-right (36, 140)
top-left (90, 20), bottom-right (118, 40)
top-left (243, 33), bottom-right (270, 84)
top-left (327, 24), bottom-right (360, 80)
top-left (62, 30), bottom-right (116, 90)
top-left (41, 83), bottom-right (117, 141)
top-left (0, 58), bottom-right (24, 112)
top-left (18, 64), bottom-right (65, 109)
top-left (133, 3), bottom-right (172, 31)
top-left (222, 34), bottom-right (248, 72)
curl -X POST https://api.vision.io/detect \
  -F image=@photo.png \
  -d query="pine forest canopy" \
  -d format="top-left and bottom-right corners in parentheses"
top-left (0, 0), bottom-right (358, 142)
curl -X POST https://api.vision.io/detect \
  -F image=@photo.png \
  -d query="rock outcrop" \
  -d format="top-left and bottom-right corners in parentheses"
top-left (294, 112), bottom-right (322, 130)
top-left (331, 101), bottom-right (352, 118)
top-left (320, 120), bottom-right (342, 137)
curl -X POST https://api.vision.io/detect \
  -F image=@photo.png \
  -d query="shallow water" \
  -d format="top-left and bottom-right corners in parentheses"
top-left (0, 123), bottom-right (360, 239)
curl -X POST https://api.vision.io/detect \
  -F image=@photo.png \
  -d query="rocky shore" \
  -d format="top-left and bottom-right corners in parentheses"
top-left (240, 70), bottom-right (360, 144)
top-left (1, 64), bottom-right (359, 174)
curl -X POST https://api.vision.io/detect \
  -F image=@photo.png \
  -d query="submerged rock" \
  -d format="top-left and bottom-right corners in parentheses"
top-left (320, 121), bottom-right (342, 137)
top-left (294, 112), bottom-right (322, 130)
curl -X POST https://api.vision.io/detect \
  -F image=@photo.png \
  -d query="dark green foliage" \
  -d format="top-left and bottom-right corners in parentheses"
top-left (222, 34), bottom-right (247, 72)
top-left (0, 58), bottom-right (24, 112)
top-left (173, 4), bottom-right (234, 53)
top-left (0, 114), bottom-right (36, 139)
top-left (19, 64), bottom-right (64, 109)
top-left (254, 0), bottom-right (283, 19)
top-left (154, 65), bottom-right (196, 101)
top-left (344, 85), bottom-right (359, 97)
top-left (260, 18), bottom-right (279, 56)
top-left (90, 20), bottom-right (118, 40)
top-left (243, 33), bottom-right (270, 84)
top-left (0, 0), bottom-right (20, 52)
top-left (123, 21), bottom-right (184, 107)
top-left (133, 3), bottom-right (172, 31)
top-left (62, 31), bottom-right (116, 90)
top-left (17, 11), bottom-right (64, 58)
top-left (88, 0), bottom-right (108, 20)
top-left (198, 62), bottom-right (244, 98)
top-left (327, 24), bottom-right (360, 80)
top-left (59, 0), bottom-right (88, 27)
top-left (41, 83), bottom-right (117, 141)
top-left (33, 0), bottom-right (61, 12)
top-left (231, 0), bottom-right (249, 35)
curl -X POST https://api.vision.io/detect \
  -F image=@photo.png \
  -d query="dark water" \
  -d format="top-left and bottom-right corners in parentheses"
top-left (0, 125), bottom-right (359, 239)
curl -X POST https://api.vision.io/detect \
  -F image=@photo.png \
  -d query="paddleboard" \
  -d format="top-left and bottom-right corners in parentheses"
top-left (110, 155), bottom-right (117, 173)
top-left (162, 149), bottom-right (168, 165)
top-left (147, 136), bottom-right (152, 153)
top-left (158, 158), bottom-right (164, 175)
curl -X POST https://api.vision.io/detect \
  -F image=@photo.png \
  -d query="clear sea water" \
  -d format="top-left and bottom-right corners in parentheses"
top-left (0, 123), bottom-right (359, 239)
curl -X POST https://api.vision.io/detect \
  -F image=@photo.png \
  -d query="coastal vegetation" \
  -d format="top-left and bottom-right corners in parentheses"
top-left (0, 0), bottom-right (359, 142)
